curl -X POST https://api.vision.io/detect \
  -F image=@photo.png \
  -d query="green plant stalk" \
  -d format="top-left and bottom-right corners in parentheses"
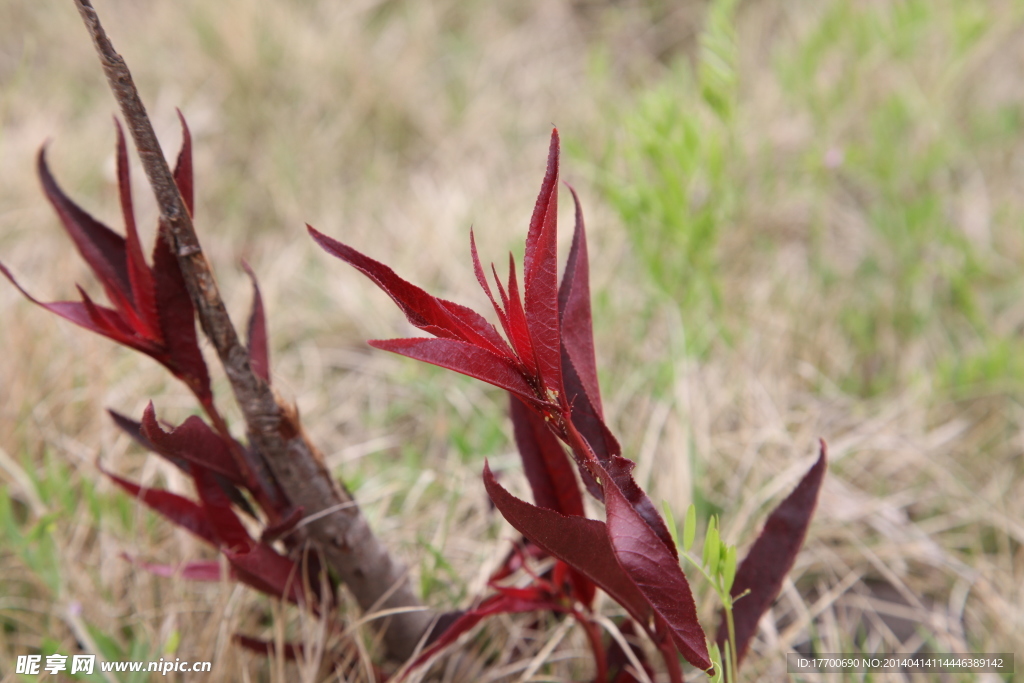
top-left (681, 551), bottom-right (739, 682)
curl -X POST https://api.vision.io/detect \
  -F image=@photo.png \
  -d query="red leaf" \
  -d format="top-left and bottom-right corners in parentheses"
top-left (173, 110), bottom-right (194, 216)
top-left (260, 506), bottom-right (304, 544)
top-left (501, 254), bottom-right (538, 377)
top-left (507, 416), bottom-right (591, 609)
top-left (483, 463), bottom-right (654, 630)
top-left (0, 264), bottom-right (133, 343)
top-left (562, 419), bottom-right (675, 555)
top-left (108, 409), bottom-right (257, 518)
top-left (510, 396), bottom-right (583, 518)
top-left (7, 125), bottom-right (209, 402)
top-left (523, 129), bottom-right (562, 397)
top-left (604, 455), bottom-right (676, 556)
top-left (226, 542), bottom-right (308, 608)
top-left (403, 593), bottom-right (567, 679)
top-left (469, 229), bottom-right (513, 344)
top-left (369, 337), bottom-right (542, 406)
top-left (152, 230), bottom-right (211, 400)
top-left (114, 120), bottom-right (162, 343)
top-left (716, 441), bottom-right (828, 666)
top-left (308, 225), bottom-right (511, 359)
top-left (241, 261), bottom-right (270, 383)
top-left (600, 463), bottom-right (710, 670)
top-left (139, 403), bottom-right (245, 485)
top-left (558, 185), bottom-right (602, 416)
top-left (192, 466), bottom-right (251, 549)
top-left (37, 147), bottom-right (133, 317)
top-left (129, 557), bottom-right (225, 582)
top-left (76, 285), bottom-right (136, 339)
top-left (194, 468), bottom-right (318, 609)
top-left (100, 465), bottom-right (217, 545)
top-left (107, 409), bottom-right (155, 451)
top-left (437, 296), bottom-right (514, 362)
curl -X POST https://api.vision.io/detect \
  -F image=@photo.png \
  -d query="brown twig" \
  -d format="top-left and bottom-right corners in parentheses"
top-left (71, 0), bottom-right (433, 661)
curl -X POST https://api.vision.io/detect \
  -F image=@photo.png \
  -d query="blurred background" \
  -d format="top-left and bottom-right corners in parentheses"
top-left (1, 0), bottom-right (1021, 680)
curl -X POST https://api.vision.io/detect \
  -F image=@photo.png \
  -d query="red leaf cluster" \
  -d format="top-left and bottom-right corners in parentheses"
top-left (2, 116), bottom-right (210, 402)
top-left (312, 130), bottom-right (710, 677)
top-left (2, 118), bottom-right (320, 643)
top-left (312, 130), bottom-right (827, 681)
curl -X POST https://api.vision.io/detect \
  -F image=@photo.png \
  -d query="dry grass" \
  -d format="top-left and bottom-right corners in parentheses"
top-left (1, 0), bottom-right (1021, 681)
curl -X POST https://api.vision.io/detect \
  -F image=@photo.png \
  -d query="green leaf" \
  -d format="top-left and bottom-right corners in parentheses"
top-left (707, 524), bottom-right (721, 576)
top-left (683, 503), bottom-right (697, 552)
top-left (661, 500), bottom-right (679, 548)
top-left (722, 544), bottom-right (738, 595)
top-left (703, 516), bottom-right (719, 568)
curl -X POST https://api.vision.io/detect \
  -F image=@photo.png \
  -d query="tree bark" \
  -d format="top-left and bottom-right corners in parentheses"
top-left (72, 0), bottom-right (434, 661)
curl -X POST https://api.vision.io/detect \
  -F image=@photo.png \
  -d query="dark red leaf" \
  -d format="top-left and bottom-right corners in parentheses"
top-left (502, 254), bottom-right (538, 377)
top-left (558, 185), bottom-right (602, 415)
top-left (437, 296), bottom-right (514, 361)
top-left (523, 129), bottom-right (562, 397)
top-left (308, 225), bottom-right (511, 359)
top-left (37, 147), bottom-right (133, 317)
top-left (114, 120), bottom-right (162, 343)
top-left (76, 285), bottom-right (137, 339)
top-left (226, 542), bottom-right (308, 608)
top-left (173, 110), bottom-right (194, 216)
top-left (99, 465), bottom-right (217, 545)
top-left (192, 466), bottom-right (251, 549)
top-left (139, 403), bottom-right (244, 484)
top-left (369, 337), bottom-right (542, 406)
top-left (241, 261), bottom-right (270, 383)
top-left (716, 441), bottom-right (828, 667)
top-left (403, 592), bottom-right (568, 679)
top-left (260, 506), bottom-right (304, 544)
top-left (605, 455), bottom-right (676, 556)
top-left (151, 230), bottom-right (211, 400)
top-left (0, 264), bottom-right (128, 340)
top-left (561, 420), bottom-right (675, 555)
top-left (107, 409), bottom-right (155, 450)
top-left (599, 461), bottom-right (710, 670)
top-left (108, 408), bottom-right (256, 518)
top-left (129, 557), bottom-right (224, 582)
top-left (470, 229), bottom-right (512, 343)
top-left (483, 463), bottom-right (654, 631)
top-left (510, 396), bottom-right (583, 518)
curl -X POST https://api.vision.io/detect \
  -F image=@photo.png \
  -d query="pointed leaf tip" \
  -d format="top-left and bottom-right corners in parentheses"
top-left (716, 441), bottom-right (827, 666)
top-left (241, 260), bottom-right (270, 383)
top-left (523, 128), bottom-right (562, 396)
top-left (114, 118), bottom-right (162, 344)
top-left (138, 404), bottom-right (245, 485)
top-left (370, 337), bottom-right (541, 405)
top-left (600, 464), bottom-right (711, 670)
top-left (37, 145), bottom-right (134, 315)
top-left (173, 110), bottom-right (194, 216)
top-left (558, 185), bottom-right (603, 416)
top-left (309, 225), bottom-right (510, 356)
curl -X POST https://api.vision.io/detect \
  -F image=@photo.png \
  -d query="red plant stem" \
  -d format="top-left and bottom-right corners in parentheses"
top-left (660, 639), bottom-right (684, 683)
top-left (575, 613), bottom-right (608, 683)
top-left (71, 0), bottom-right (433, 660)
